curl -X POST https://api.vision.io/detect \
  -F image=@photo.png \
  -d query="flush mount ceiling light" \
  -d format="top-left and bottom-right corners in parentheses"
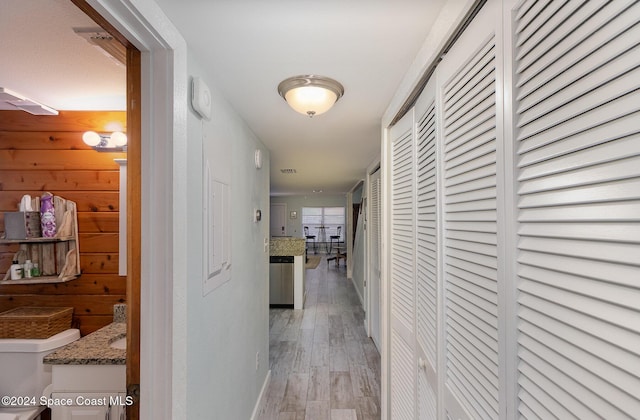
top-left (277, 75), bottom-right (344, 117)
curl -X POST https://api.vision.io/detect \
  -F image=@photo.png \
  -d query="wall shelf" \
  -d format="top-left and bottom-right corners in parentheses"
top-left (0, 237), bottom-right (75, 244)
top-left (1, 196), bottom-right (81, 284)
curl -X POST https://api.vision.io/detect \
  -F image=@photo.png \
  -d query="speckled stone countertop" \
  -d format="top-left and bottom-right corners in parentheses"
top-left (43, 303), bottom-right (127, 365)
top-left (113, 303), bottom-right (126, 323)
top-left (43, 304), bottom-right (127, 365)
top-left (43, 322), bottom-right (126, 365)
top-left (270, 237), bottom-right (306, 256)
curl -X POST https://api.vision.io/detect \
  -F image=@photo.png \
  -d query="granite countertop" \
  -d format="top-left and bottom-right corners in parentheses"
top-left (270, 237), bottom-right (306, 256)
top-left (43, 303), bottom-right (127, 365)
top-left (43, 322), bottom-right (126, 365)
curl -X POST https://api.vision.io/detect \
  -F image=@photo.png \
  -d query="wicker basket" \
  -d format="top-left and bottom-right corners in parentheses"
top-left (0, 307), bottom-right (73, 339)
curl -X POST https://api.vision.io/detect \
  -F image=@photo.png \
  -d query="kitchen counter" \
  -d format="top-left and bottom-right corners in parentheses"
top-left (269, 238), bottom-right (306, 309)
top-left (43, 322), bottom-right (126, 365)
top-left (270, 237), bottom-right (306, 256)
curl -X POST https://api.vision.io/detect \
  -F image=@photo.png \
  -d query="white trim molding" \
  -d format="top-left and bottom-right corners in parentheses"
top-left (85, 0), bottom-right (189, 418)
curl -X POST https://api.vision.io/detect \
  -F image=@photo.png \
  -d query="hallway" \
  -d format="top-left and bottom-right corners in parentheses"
top-left (257, 256), bottom-right (381, 420)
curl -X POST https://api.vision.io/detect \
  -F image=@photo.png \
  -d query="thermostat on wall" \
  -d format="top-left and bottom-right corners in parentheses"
top-left (192, 77), bottom-right (212, 120)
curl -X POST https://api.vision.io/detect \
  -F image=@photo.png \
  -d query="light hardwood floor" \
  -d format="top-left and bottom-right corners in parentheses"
top-left (257, 255), bottom-right (381, 420)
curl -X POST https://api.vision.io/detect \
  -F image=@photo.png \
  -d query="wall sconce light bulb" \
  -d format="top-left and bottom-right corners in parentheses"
top-left (111, 131), bottom-right (128, 146)
top-left (82, 131), bottom-right (101, 146)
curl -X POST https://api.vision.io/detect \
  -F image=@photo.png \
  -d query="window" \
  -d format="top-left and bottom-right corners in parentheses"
top-left (302, 207), bottom-right (345, 242)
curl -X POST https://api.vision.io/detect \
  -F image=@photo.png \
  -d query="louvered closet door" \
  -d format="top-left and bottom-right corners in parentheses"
top-left (438, 0), bottom-right (501, 418)
top-left (513, 0), bottom-right (640, 418)
top-left (415, 78), bottom-right (439, 420)
top-left (369, 167), bottom-right (382, 350)
top-left (389, 109), bottom-right (417, 420)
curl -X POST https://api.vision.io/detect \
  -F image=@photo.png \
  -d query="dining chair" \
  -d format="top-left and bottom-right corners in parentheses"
top-left (329, 226), bottom-right (342, 254)
top-left (304, 226), bottom-right (317, 254)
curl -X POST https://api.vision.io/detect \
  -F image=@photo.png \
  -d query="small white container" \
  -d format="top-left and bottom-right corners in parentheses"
top-left (9, 261), bottom-right (22, 280)
top-left (23, 260), bottom-right (33, 279)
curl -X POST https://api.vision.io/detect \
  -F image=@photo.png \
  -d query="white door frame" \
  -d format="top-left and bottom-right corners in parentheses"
top-left (270, 202), bottom-right (287, 237)
top-left (86, 0), bottom-right (188, 418)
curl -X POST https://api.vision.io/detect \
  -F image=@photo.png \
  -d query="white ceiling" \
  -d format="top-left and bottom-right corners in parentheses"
top-left (1, 0), bottom-right (448, 196)
top-left (0, 0), bottom-right (126, 111)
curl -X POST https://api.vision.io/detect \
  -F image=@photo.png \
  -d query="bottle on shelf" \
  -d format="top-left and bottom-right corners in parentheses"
top-left (40, 192), bottom-right (57, 238)
top-left (24, 260), bottom-right (33, 278)
top-left (10, 261), bottom-right (23, 280)
top-left (31, 263), bottom-right (40, 278)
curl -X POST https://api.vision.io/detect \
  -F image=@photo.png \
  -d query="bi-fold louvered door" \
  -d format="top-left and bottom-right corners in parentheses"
top-left (388, 74), bottom-right (441, 420)
top-left (369, 168), bottom-right (382, 350)
top-left (387, 2), bottom-right (503, 418)
top-left (386, 0), bottom-right (640, 418)
top-left (437, 0), bottom-right (502, 418)
top-left (415, 78), bottom-right (439, 420)
top-left (389, 109), bottom-right (417, 419)
top-left (513, 0), bottom-right (640, 418)
top-left (441, 38), bottom-right (500, 420)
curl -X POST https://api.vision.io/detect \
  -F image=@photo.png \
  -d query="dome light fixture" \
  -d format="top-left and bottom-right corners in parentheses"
top-left (277, 75), bottom-right (344, 117)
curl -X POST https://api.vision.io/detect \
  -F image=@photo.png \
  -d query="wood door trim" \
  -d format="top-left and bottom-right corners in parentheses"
top-left (70, 0), bottom-right (136, 50)
top-left (126, 46), bottom-right (142, 420)
top-left (69, 2), bottom-right (142, 418)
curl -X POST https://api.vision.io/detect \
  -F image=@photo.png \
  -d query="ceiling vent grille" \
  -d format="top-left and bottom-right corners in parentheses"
top-left (73, 27), bottom-right (126, 66)
top-left (280, 169), bottom-right (297, 174)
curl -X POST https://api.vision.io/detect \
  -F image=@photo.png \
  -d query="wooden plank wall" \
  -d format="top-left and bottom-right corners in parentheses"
top-left (0, 110), bottom-right (126, 335)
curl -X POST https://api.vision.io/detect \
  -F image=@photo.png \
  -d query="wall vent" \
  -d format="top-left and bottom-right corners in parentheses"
top-left (280, 169), bottom-right (297, 174)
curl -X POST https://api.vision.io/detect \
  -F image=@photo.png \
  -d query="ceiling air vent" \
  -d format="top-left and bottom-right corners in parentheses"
top-left (280, 169), bottom-right (297, 174)
top-left (73, 27), bottom-right (126, 66)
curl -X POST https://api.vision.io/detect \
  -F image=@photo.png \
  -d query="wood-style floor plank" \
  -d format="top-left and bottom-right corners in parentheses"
top-left (304, 401), bottom-right (330, 420)
top-left (330, 345), bottom-right (350, 372)
top-left (257, 255), bottom-right (380, 420)
top-left (330, 409), bottom-right (358, 420)
top-left (281, 373), bottom-right (310, 412)
top-left (330, 372), bottom-right (356, 410)
top-left (307, 366), bottom-right (331, 402)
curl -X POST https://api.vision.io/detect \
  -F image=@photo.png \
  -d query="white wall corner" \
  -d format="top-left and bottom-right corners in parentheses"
top-left (250, 370), bottom-right (272, 420)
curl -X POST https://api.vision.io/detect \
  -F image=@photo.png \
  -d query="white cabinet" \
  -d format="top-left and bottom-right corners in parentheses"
top-left (50, 365), bottom-right (126, 420)
top-left (51, 393), bottom-right (124, 420)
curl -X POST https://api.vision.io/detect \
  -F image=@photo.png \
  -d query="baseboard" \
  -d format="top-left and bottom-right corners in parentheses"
top-left (250, 369), bottom-right (271, 420)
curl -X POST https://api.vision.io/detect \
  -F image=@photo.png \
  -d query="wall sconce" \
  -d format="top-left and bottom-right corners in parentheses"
top-left (83, 131), bottom-right (127, 152)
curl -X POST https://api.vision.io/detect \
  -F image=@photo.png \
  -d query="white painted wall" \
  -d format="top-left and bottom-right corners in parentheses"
top-left (185, 55), bottom-right (271, 419)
